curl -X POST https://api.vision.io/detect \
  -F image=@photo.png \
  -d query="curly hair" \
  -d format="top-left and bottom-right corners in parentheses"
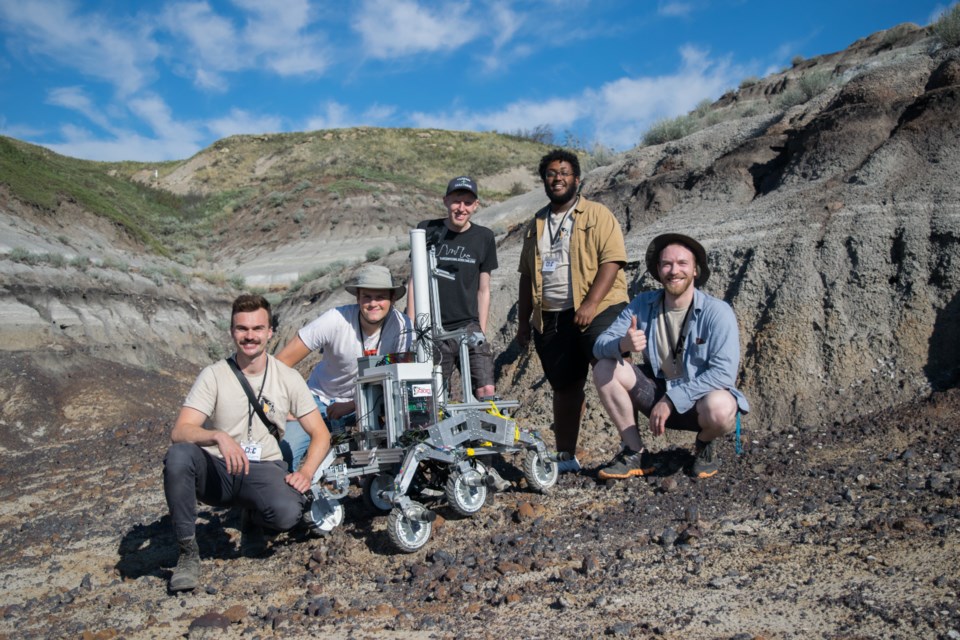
top-left (537, 148), bottom-right (581, 180)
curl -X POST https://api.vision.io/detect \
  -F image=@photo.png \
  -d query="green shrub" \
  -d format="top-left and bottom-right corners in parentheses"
top-left (739, 76), bottom-right (761, 89)
top-left (199, 271), bottom-right (227, 286)
top-left (791, 54), bottom-right (805, 67)
top-left (8, 247), bottom-right (39, 264)
top-left (642, 114), bottom-right (698, 145)
top-left (101, 257), bottom-right (129, 271)
top-left (267, 191), bottom-right (287, 208)
top-left (165, 267), bottom-right (190, 286)
top-left (777, 87), bottom-right (807, 109)
top-left (798, 69), bottom-right (833, 99)
top-left (70, 255), bottom-right (91, 271)
top-left (43, 252), bottom-right (67, 268)
top-left (365, 247), bottom-right (384, 261)
top-left (934, 3), bottom-right (960, 47)
top-left (228, 275), bottom-right (246, 289)
top-left (142, 266), bottom-right (164, 285)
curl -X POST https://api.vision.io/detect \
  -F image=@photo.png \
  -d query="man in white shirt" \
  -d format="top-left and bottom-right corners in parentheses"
top-left (276, 265), bottom-right (413, 471)
top-left (163, 294), bottom-right (331, 592)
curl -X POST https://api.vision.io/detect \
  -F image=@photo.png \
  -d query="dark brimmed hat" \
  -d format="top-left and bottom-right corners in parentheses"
top-left (645, 233), bottom-right (710, 287)
top-left (344, 265), bottom-right (406, 299)
top-left (445, 175), bottom-right (478, 197)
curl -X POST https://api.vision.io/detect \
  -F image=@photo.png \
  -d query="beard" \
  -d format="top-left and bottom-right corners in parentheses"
top-left (663, 274), bottom-right (694, 298)
top-left (544, 180), bottom-right (578, 205)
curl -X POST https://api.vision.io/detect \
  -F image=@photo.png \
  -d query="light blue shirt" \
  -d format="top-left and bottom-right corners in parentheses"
top-left (593, 288), bottom-right (750, 415)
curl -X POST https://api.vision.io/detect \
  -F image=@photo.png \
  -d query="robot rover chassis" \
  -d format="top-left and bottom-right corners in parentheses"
top-left (302, 228), bottom-right (559, 552)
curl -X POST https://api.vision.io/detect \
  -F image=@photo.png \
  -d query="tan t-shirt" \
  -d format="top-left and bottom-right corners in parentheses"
top-left (656, 305), bottom-right (690, 382)
top-left (538, 199), bottom-right (577, 311)
top-left (183, 354), bottom-right (317, 462)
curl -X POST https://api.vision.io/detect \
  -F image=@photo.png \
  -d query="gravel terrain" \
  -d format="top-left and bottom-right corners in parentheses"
top-left (0, 369), bottom-right (956, 639)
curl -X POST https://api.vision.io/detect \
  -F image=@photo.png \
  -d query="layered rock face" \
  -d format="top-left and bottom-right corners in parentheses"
top-left (466, 30), bottom-right (960, 434)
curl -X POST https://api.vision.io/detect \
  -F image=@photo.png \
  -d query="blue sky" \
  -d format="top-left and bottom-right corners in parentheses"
top-left (0, 0), bottom-right (950, 162)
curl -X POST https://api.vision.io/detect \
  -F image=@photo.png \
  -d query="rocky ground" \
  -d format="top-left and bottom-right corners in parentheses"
top-left (0, 366), bottom-right (957, 640)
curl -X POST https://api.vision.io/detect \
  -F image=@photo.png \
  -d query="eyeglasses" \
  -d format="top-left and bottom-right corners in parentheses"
top-left (545, 170), bottom-right (575, 179)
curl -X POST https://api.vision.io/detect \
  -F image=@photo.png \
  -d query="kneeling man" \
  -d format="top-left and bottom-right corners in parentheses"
top-left (592, 234), bottom-right (749, 480)
top-left (163, 294), bottom-right (331, 592)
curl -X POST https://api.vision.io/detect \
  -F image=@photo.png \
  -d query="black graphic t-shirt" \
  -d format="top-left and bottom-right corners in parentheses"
top-left (417, 219), bottom-right (498, 330)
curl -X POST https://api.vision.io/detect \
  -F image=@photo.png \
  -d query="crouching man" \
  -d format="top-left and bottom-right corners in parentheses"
top-left (592, 234), bottom-right (749, 480)
top-left (163, 294), bottom-right (331, 592)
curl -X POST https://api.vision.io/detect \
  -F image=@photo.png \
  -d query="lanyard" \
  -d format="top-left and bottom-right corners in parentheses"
top-left (662, 296), bottom-right (693, 365)
top-left (358, 314), bottom-right (384, 356)
top-left (547, 198), bottom-right (577, 247)
top-left (246, 358), bottom-right (269, 440)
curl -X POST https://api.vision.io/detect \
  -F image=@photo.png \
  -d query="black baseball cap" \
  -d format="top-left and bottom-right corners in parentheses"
top-left (445, 176), bottom-right (478, 197)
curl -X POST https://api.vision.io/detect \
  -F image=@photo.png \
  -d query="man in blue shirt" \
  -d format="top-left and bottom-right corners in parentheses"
top-left (592, 233), bottom-right (749, 480)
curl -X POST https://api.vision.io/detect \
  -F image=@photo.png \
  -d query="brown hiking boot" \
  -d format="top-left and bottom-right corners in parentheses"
top-left (169, 537), bottom-right (200, 592)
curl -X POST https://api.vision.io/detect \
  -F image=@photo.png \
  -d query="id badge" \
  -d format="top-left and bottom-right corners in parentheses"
top-left (665, 377), bottom-right (685, 391)
top-left (241, 441), bottom-right (262, 462)
top-left (542, 258), bottom-right (558, 273)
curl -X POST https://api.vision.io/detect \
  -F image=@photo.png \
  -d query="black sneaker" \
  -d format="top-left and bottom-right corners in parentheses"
top-left (691, 438), bottom-right (719, 478)
top-left (597, 447), bottom-right (655, 480)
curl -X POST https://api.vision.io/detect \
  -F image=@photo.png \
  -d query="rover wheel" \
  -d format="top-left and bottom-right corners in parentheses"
top-left (361, 474), bottom-right (395, 513)
top-left (444, 464), bottom-right (489, 517)
top-left (386, 503), bottom-right (432, 553)
top-left (523, 449), bottom-right (558, 493)
top-left (304, 497), bottom-right (345, 535)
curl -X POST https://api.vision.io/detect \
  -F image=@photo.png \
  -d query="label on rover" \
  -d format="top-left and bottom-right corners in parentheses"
top-left (411, 384), bottom-right (432, 397)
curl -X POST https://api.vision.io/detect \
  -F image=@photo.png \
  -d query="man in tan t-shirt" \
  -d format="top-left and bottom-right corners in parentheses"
top-left (163, 294), bottom-right (331, 592)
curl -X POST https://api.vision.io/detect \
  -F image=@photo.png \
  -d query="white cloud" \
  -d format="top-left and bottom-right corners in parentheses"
top-left (128, 93), bottom-right (205, 143)
top-left (658, 1), bottom-right (694, 18)
top-left (0, 117), bottom-right (45, 139)
top-left (0, 0), bottom-right (158, 96)
top-left (352, 0), bottom-right (480, 58)
top-left (490, 2), bottom-right (523, 49)
top-left (410, 96), bottom-right (584, 135)
top-left (235, 0), bottom-right (330, 76)
top-left (304, 101), bottom-right (396, 131)
top-left (161, 2), bottom-right (242, 72)
top-left (45, 123), bottom-right (201, 162)
top-left (46, 86), bottom-right (115, 132)
top-left (408, 45), bottom-right (742, 150)
top-left (206, 108), bottom-right (283, 139)
top-left (161, 0), bottom-right (330, 87)
top-left (590, 45), bottom-right (740, 147)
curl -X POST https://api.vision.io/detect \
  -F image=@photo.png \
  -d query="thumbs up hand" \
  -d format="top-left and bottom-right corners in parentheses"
top-left (619, 314), bottom-right (646, 354)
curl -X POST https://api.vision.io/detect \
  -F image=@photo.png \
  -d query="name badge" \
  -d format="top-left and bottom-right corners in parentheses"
top-left (242, 442), bottom-right (262, 462)
top-left (665, 377), bottom-right (686, 391)
top-left (542, 258), bottom-right (558, 273)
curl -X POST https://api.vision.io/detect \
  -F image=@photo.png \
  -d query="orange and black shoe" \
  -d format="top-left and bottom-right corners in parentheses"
top-left (691, 438), bottom-right (720, 478)
top-left (597, 446), bottom-right (655, 480)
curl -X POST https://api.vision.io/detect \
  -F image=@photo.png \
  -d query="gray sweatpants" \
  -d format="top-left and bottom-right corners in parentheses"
top-left (163, 442), bottom-right (306, 541)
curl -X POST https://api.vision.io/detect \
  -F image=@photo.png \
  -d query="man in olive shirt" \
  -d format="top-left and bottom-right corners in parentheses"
top-left (516, 149), bottom-right (629, 473)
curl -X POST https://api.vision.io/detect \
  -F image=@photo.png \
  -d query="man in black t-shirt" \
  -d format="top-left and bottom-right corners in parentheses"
top-left (408, 176), bottom-right (498, 400)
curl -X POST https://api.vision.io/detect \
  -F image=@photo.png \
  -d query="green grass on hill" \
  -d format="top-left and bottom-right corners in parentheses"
top-left (0, 136), bottom-right (216, 258)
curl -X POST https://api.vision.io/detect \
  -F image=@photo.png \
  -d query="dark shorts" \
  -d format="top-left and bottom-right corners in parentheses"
top-left (628, 363), bottom-right (701, 432)
top-left (533, 302), bottom-right (627, 391)
top-left (436, 321), bottom-right (495, 391)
